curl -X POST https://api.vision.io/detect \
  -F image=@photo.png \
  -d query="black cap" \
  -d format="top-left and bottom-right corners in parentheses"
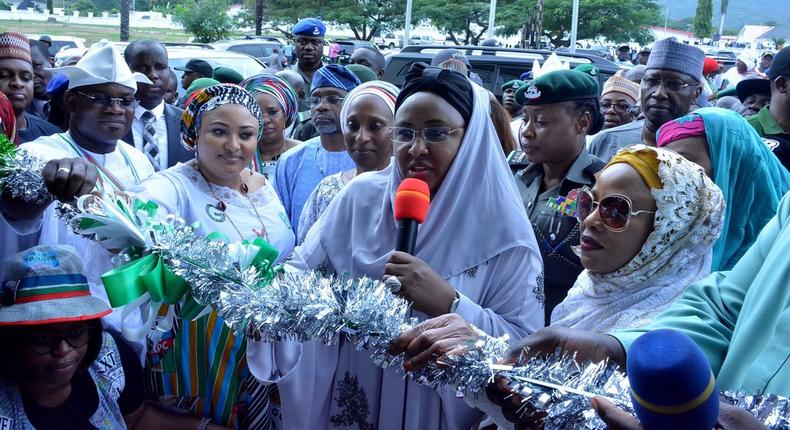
top-left (736, 78), bottom-right (770, 102)
top-left (618, 45), bottom-right (631, 52)
top-left (768, 46), bottom-right (790, 80)
top-left (174, 59), bottom-right (214, 78)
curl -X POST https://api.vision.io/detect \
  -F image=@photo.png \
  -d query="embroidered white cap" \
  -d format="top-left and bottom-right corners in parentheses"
top-left (53, 39), bottom-right (152, 91)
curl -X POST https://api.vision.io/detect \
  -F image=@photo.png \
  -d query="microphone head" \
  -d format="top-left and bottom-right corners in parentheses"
top-left (394, 178), bottom-right (431, 223)
top-left (627, 329), bottom-right (719, 430)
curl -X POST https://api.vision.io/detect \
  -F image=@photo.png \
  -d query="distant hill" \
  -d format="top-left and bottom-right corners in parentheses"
top-left (664, 0), bottom-right (790, 39)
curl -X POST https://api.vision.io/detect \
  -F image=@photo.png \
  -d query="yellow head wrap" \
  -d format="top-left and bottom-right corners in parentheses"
top-left (605, 146), bottom-right (663, 190)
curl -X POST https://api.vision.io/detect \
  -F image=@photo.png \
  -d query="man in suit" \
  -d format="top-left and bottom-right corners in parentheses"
top-left (123, 40), bottom-right (192, 170)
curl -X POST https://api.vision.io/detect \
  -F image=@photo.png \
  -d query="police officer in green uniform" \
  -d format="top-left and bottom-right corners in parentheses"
top-left (511, 69), bottom-right (605, 324)
top-left (501, 79), bottom-right (526, 119)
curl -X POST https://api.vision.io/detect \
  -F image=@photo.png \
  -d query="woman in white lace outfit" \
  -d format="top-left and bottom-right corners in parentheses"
top-left (296, 81), bottom-right (399, 244)
top-left (549, 144), bottom-right (725, 332)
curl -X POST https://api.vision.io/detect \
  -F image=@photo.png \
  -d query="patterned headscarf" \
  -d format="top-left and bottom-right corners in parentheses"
top-left (240, 73), bottom-right (299, 128)
top-left (656, 113), bottom-right (707, 148)
top-left (180, 84), bottom-right (263, 150)
top-left (551, 145), bottom-right (726, 332)
top-left (0, 91), bottom-right (17, 145)
top-left (339, 80), bottom-right (400, 134)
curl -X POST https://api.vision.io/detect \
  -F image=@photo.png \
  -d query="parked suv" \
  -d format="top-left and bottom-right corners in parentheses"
top-left (383, 45), bottom-right (621, 97)
top-left (211, 39), bottom-right (284, 64)
top-left (334, 40), bottom-right (380, 64)
top-left (377, 33), bottom-right (402, 50)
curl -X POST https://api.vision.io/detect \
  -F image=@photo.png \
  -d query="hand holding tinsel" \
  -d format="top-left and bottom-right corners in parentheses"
top-left (0, 133), bottom-right (50, 204)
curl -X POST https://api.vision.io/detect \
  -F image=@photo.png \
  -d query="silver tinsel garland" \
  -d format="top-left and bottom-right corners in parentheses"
top-left (720, 391), bottom-right (790, 429)
top-left (53, 193), bottom-right (790, 429)
top-left (0, 147), bottom-right (51, 205)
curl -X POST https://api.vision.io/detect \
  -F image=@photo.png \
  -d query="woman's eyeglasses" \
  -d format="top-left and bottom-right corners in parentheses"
top-left (388, 126), bottom-right (463, 145)
top-left (25, 327), bottom-right (95, 355)
top-left (575, 187), bottom-right (655, 232)
top-left (74, 91), bottom-right (136, 108)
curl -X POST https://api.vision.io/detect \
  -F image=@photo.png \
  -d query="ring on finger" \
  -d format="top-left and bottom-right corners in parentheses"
top-left (385, 276), bottom-right (402, 293)
top-left (56, 167), bottom-right (71, 176)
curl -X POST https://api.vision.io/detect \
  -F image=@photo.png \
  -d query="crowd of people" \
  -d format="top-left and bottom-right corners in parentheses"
top-left (0, 15), bottom-right (788, 430)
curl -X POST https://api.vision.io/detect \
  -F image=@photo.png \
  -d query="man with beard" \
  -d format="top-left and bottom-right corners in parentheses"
top-left (274, 64), bottom-right (360, 236)
top-left (27, 40), bottom-right (53, 120)
top-left (1, 40), bottom-right (155, 338)
top-left (589, 38), bottom-right (704, 161)
top-left (123, 40), bottom-right (191, 171)
top-left (599, 74), bottom-right (640, 130)
top-left (0, 32), bottom-right (60, 143)
top-left (290, 17), bottom-right (326, 87)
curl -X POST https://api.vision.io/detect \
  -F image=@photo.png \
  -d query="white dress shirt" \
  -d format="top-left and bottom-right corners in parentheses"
top-left (132, 101), bottom-right (169, 169)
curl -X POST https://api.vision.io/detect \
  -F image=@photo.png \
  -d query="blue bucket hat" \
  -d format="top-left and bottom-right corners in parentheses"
top-left (627, 329), bottom-right (720, 430)
top-left (293, 18), bottom-right (326, 37)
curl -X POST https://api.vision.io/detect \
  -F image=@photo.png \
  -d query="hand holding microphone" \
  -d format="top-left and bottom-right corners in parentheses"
top-left (384, 178), bottom-right (457, 317)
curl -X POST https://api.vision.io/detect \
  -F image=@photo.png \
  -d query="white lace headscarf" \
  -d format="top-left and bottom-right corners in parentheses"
top-left (550, 145), bottom-right (726, 332)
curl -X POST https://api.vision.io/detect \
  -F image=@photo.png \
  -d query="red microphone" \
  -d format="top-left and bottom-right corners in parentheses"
top-left (394, 178), bottom-right (431, 255)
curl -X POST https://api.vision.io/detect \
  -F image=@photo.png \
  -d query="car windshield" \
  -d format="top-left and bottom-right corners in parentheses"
top-left (170, 56), bottom-right (266, 79)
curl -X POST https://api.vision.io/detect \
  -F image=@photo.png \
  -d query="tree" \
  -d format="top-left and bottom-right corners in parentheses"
top-left (498, 0), bottom-right (660, 48)
top-left (173, 0), bottom-right (236, 43)
top-left (773, 37), bottom-right (786, 49)
top-left (693, 0), bottom-right (713, 38)
top-left (120, 0), bottom-right (130, 41)
top-left (243, 0), bottom-right (404, 41)
top-left (254, 0), bottom-right (263, 36)
top-left (414, 0), bottom-right (496, 45)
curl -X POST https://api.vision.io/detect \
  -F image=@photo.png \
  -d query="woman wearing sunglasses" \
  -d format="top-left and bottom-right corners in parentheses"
top-left (271, 63), bottom-right (544, 429)
top-left (549, 145), bottom-right (725, 331)
top-left (0, 245), bottom-right (227, 430)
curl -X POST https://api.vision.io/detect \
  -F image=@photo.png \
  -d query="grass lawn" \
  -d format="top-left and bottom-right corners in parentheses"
top-left (1, 19), bottom-right (249, 44)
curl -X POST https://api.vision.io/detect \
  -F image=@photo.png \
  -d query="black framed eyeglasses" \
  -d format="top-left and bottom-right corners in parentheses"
top-left (600, 101), bottom-right (635, 114)
top-left (74, 91), bottom-right (136, 108)
top-left (25, 327), bottom-right (96, 355)
top-left (640, 77), bottom-right (696, 92)
top-left (388, 126), bottom-right (464, 145)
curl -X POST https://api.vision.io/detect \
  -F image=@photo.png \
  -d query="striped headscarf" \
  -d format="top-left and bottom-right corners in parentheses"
top-left (180, 84), bottom-right (263, 150)
top-left (0, 91), bottom-right (17, 145)
top-left (240, 72), bottom-right (299, 127)
top-left (339, 80), bottom-right (399, 134)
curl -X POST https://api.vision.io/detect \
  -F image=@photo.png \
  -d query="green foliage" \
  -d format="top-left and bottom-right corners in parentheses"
top-left (414, 0), bottom-right (493, 45)
top-left (499, 0), bottom-right (661, 47)
top-left (773, 37), bottom-right (786, 49)
top-left (173, 0), bottom-right (236, 43)
top-left (0, 1), bottom-right (11, 11)
top-left (693, 0), bottom-right (713, 38)
top-left (243, 0), bottom-right (403, 40)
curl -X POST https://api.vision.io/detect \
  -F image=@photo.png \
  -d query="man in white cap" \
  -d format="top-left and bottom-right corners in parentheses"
top-left (0, 40), bottom-right (155, 349)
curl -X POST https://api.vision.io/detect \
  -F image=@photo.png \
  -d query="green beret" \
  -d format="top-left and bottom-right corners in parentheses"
top-left (516, 70), bottom-right (599, 106)
top-left (185, 77), bottom-right (221, 99)
top-left (573, 63), bottom-right (599, 77)
top-left (716, 85), bottom-right (737, 99)
top-left (346, 64), bottom-right (378, 83)
top-left (501, 79), bottom-right (527, 93)
top-left (213, 66), bottom-right (244, 85)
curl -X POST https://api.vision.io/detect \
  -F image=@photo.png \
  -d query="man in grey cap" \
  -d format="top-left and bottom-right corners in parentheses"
top-left (431, 48), bottom-right (472, 76)
top-left (589, 38), bottom-right (704, 161)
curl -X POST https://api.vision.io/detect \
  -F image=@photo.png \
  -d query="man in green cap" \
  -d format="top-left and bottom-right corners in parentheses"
top-left (212, 66), bottom-right (244, 85)
top-left (512, 69), bottom-right (605, 324)
top-left (501, 79), bottom-right (526, 119)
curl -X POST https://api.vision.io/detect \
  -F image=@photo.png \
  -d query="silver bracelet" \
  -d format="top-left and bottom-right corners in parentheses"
top-left (197, 417), bottom-right (212, 430)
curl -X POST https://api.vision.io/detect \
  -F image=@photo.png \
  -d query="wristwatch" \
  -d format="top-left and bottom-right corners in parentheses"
top-left (448, 290), bottom-right (460, 313)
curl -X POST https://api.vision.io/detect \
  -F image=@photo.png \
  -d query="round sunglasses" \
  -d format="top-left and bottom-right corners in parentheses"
top-left (575, 187), bottom-right (655, 232)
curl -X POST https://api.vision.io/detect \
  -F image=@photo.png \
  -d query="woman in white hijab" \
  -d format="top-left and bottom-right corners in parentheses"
top-left (261, 63), bottom-right (544, 429)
